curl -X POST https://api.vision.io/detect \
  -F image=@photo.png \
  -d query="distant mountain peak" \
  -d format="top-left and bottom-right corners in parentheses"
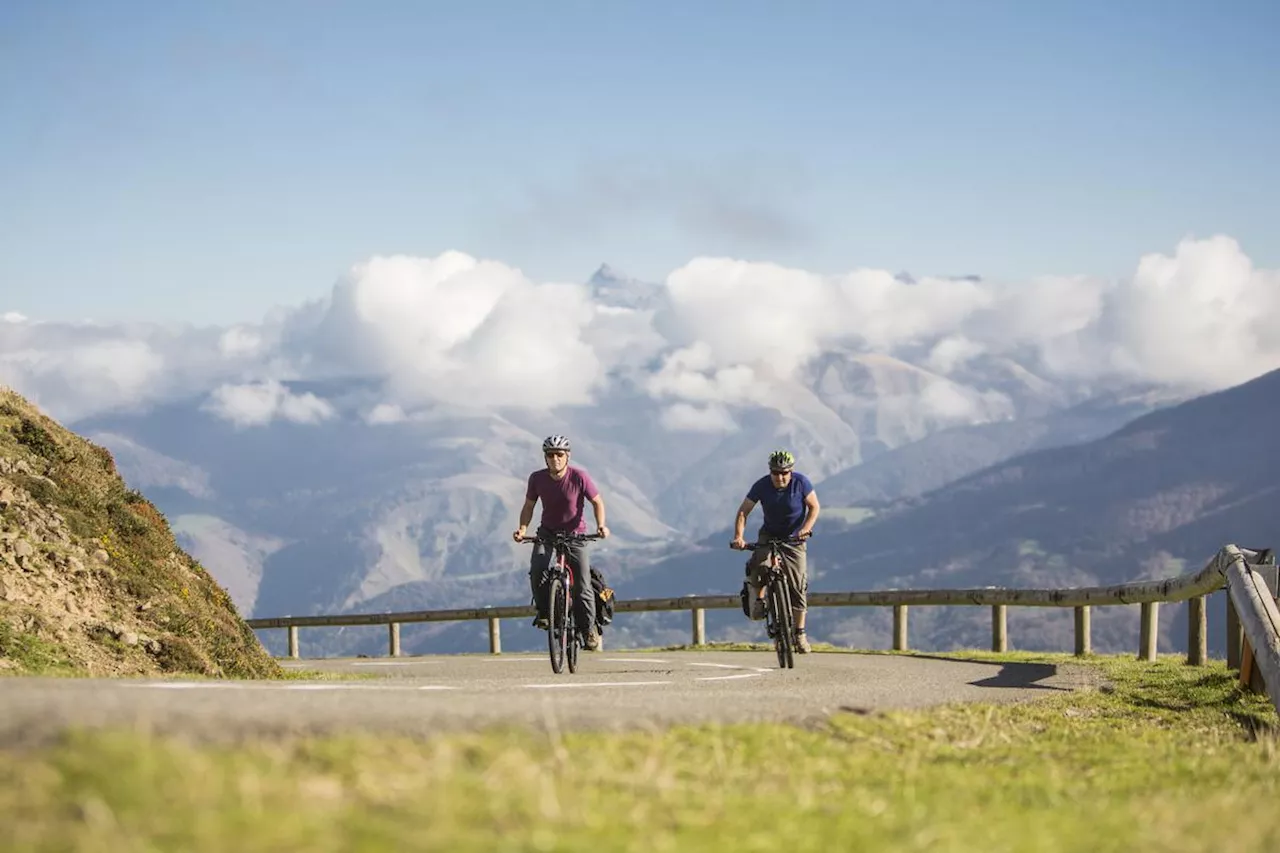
top-left (894, 271), bottom-right (983, 285)
top-left (587, 263), bottom-right (662, 310)
top-left (590, 263), bottom-right (627, 285)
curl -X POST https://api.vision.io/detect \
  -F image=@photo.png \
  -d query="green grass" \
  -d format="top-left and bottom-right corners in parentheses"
top-left (1, 653), bottom-right (1277, 852)
top-left (0, 618), bottom-right (76, 676)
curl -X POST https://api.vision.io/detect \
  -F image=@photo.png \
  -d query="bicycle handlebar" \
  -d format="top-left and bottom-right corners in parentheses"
top-left (734, 534), bottom-right (811, 550)
top-left (516, 531), bottom-right (605, 545)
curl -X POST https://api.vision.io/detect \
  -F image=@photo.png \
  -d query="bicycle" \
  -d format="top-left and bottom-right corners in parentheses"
top-left (735, 535), bottom-right (809, 669)
top-left (518, 530), bottom-right (605, 674)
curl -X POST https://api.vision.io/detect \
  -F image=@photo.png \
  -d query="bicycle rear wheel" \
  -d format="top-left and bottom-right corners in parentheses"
top-left (548, 576), bottom-right (567, 674)
top-left (567, 623), bottom-right (579, 673)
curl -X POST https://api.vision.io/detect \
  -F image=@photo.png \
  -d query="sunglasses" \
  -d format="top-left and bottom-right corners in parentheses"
top-left (544, 451), bottom-right (567, 458)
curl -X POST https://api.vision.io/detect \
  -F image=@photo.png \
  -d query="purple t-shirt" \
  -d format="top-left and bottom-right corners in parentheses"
top-left (526, 466), bottom-right (600, 533)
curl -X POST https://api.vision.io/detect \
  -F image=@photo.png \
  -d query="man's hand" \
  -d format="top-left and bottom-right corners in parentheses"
top-left (730, 536), bottom-right (747, 550)
top-left (597, 526), bottom-right (610, 539)
top-left (797, 529), bottom-right (813, 541)
top-left (512, 527), bottom-right (527, 542)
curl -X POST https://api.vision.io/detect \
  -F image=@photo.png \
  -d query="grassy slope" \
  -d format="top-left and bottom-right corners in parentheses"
top-left (0, 387), bottom-right (281, 678)
top-left (1, 652), bottom-right (1277, 852)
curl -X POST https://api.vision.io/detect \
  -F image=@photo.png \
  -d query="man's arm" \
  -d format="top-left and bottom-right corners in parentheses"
top-left (731, 498), bottom-right (756, 547)
top-left (589, 494), bottom-right (609, 538)
top-left (798, 490), bottom-right (821, 538)
top-left (513, 498), bottom-right (538, 541)
top-left (575, 468), bottom-right (609, 538)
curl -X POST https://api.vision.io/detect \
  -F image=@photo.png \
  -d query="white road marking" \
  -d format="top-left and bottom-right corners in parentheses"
top-left (602, 658), bottom-right (670, 664)
top-left (351, 661), bottom-right (432, 667)
top-left (125, 682), bottom-right (457, 691)
top-left (124, 682), bottom-right (245, 689)
top-left (696, 673), bottom-right (763, 681)
top-left (687, 662), bottom-right (746, 670)
top-left (524, 680), bottom-right (672, 689)
top-left (280, 684), bottom-right (456, 691)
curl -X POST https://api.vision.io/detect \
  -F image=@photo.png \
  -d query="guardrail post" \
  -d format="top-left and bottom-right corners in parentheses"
top-left (1227, 596), bottom-right (1242, 669)
top-left (388, 622), bottom-right (401, 657)
top-left (1186, 596), bottom-right (1206, 666)
top-left (1139, 601), bottom-right (1159, 661)
top-left (287, 625), bottom-right (299, 659)
top-left (893, 605), bottom-right (908, 651)
top-left (1074, 606), bottom-right (1091, 656)
top-left (991, 604), bottom-right (1008, 652)
top-left (691, 607), bottom-right (706, 646)
top-left (488, 617), bottom-right (501, 655)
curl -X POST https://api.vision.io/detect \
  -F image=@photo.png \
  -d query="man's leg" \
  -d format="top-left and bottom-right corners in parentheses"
top-left (529, 540), bottom-right (552, 629)
top-left (744, 532), bottom-right (770, 621)
top-left (568, 541), bottom-right (599, 649)
top-left (778, 540), bottom-right (811, 652)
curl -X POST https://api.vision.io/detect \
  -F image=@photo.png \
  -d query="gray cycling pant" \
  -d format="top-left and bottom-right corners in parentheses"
top-left (744, 531), bottom-right (808, 612)
top-left (529, 533), bottom-right (596, 630)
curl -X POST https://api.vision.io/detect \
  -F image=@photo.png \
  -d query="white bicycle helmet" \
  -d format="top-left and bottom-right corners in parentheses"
top-left (542, 434), bottom-right (572, 452)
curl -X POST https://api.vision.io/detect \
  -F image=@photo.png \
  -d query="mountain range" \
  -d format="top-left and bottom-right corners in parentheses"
top-left (628, 366), bottom-right (1280, 657)
top-left (13, 258), bottom-right (1273, 659)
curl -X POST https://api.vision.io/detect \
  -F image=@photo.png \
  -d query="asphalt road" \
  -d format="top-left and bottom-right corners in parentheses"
top-left (0, 650), bottom-right (1098, 747)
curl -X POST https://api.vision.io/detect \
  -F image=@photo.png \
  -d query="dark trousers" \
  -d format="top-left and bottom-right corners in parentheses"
top-left (529, 532), bottom-right (597, 631)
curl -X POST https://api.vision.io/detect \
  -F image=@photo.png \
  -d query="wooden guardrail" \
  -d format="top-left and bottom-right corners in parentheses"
top-left (247, 544), bottom-right (1274, 675)
top-left (1222, 547), bottom-right (1280, 714)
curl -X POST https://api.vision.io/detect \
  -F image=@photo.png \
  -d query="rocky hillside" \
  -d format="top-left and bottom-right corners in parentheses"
top-left (0, 387), bottom-right (281, 678)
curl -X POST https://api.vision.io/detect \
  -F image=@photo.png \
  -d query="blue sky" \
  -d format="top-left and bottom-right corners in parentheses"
top-left (2, 0), bottom-right (1277, 325)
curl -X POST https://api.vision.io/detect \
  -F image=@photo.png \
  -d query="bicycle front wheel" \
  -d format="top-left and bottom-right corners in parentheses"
top-left (770, 578), bottom-right (794, 669)
top-left (548, 576), bottom-right (568, 674)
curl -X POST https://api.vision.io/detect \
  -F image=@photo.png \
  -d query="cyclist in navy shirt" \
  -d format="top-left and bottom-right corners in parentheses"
top-left (730, 449), bottom-right (821, 652)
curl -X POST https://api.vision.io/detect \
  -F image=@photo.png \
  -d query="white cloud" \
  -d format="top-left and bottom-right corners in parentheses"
top-left (203, 379), bottom-right (335, 428)
top-left (2, 312), bottom-right (27, 324)
top-left (219, 326), bottom-right (264, 358)
top-left (918, 382), bottom-right (1015, 422)
top-left (925, 336), bottom-right (987, 375)
top-left (296, 252), bottom-right (609, 410)
top-left (644, 342), bottom-right (765, 406)
top-left (2, 236), bottom-right (1278, 430)
top-left (659, 402), bottom-right (740, 433)
top-left (0, 335), bottom-right (167, 421)
top-left (1045, 235), bottom-right (1280, 389)
top-left (650, 235), bottom-right (1280, 414)
top-left (581, 304), bottom-right (668, 371)
top-left (365, 402), bottom-right (407, 425)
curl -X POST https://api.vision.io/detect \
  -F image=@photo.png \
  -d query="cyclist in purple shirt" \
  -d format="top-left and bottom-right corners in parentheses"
top-left (513, 434), bottom-right (610, 650)
top-left (730, 449), bottom-right (821, 653)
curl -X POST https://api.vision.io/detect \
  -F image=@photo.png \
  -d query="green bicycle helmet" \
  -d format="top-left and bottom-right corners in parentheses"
top-left (768, 449), bottom-right (795, 472)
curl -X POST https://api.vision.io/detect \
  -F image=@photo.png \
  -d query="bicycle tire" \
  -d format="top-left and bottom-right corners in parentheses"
top-left (776, 574), bottom-right (795, 669)
top-left (769, 576), bottom-right (793, 668)
top-left (567, 615), bottom-right (579, 673)
top-left (548, 575), bottom-right (567, 674)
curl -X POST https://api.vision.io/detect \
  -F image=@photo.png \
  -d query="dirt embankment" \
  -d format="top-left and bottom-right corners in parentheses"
top-left (0, 386), bottom-right (281, 679)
